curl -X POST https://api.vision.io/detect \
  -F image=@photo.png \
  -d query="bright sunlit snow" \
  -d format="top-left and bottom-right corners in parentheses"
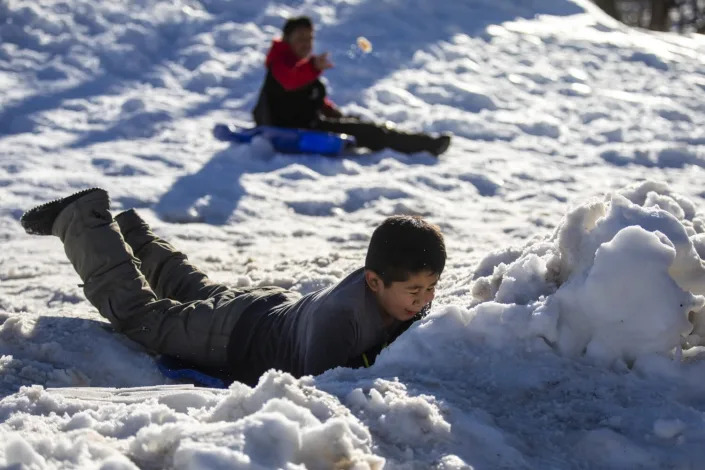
top-left (3, 0), bottom-right (705, 468)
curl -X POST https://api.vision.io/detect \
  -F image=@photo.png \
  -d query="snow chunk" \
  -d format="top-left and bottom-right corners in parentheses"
top-left (653, 418), bottom-right (685, 439)
top-left (4, 435), bottom-right (48, 469)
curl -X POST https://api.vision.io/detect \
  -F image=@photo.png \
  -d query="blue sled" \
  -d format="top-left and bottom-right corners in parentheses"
top-left (213, 123), bottom-right (356, 156)
top-left (157, 355), bottom-right (228, 389)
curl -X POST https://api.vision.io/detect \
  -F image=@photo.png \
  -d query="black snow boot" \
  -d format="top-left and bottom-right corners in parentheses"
top-left (20, 188), bottom-right (109, 235)
top-left (429, 133), bottom-right (452, 156)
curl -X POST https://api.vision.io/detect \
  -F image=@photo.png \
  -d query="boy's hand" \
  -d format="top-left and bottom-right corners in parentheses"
top-left (313, 52), bottom-right (333, 71)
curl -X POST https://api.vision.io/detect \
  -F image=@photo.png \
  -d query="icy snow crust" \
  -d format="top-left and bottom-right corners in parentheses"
top-left (4, 0), bottom-right (705, 468)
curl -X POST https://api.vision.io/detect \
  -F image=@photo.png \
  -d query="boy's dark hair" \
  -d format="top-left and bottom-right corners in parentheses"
top-left (282, 16), bottom-right (313, 39)
top-left (365, 215), bottom-right (446, 286)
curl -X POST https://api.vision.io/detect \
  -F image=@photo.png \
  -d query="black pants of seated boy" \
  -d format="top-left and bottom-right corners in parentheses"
top-left (312, 117), bottom-right (445, 155)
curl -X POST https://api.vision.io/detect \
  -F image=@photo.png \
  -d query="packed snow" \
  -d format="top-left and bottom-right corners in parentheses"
top-left (3, 0), bottom-right (705, 467)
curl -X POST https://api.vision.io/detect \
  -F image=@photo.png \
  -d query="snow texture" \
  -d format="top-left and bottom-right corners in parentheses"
top-left (4, 0), bottom-right (705, 468)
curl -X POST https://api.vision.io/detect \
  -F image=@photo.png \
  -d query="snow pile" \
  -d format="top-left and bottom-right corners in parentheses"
top-left (0, 373), bottom-right (383, 469)
top-left (467, 180), bottom-right (705, 367)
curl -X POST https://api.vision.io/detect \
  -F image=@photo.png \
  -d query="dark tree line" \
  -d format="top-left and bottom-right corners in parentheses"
top-left (596, 0), bottom-right (705, 33)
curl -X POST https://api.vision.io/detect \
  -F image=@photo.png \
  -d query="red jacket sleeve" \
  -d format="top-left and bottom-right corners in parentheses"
top-left (266, 40), bottom-right (322, 91)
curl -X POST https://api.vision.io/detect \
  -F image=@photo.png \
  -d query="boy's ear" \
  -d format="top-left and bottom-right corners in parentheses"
top-left (364, 270), bottom-right (383, 292)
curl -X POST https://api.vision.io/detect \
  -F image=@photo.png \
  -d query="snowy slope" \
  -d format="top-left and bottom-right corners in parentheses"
top-left (3, 0), bottom-right (705, 467)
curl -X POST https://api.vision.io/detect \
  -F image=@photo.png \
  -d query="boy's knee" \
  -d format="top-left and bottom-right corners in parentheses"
top-left (115, 209), bottom-right (148, 236)
top-left (115, 209), bottom-right (158, 253)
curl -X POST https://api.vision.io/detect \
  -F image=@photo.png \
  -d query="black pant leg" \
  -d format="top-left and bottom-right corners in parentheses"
top-left (52, 194), bottom-right (245, 369)
top-left (116, 209), bottom-right (229, 302)
top-left (314, 117), bottom-right (436, 154)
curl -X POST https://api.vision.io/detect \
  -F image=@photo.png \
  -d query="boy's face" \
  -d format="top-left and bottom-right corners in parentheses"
top-left (286, 27), bottom-right (314, 59)
top-left (366, 269), bottom-right (439, 323)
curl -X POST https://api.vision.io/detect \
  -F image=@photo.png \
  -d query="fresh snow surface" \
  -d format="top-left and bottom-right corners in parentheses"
top-left (3, 0), bottom-right (705, 468)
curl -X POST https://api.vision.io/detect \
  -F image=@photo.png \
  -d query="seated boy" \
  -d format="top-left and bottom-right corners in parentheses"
top-left (252, 16), bottom-right (452, 156)
top-left (20, 188), bottom-right (446, 386)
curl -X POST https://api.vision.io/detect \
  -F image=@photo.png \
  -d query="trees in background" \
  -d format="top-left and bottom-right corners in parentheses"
top-left (596, 0), bottom-right (705, 33)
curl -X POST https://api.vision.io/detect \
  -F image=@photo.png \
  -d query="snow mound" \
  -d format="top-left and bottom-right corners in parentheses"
top-left (457, 181), bottom-right (705, 367)
top-left (0, 373), bottom-right (384, 469)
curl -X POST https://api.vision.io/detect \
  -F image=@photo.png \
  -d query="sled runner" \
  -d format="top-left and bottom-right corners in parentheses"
top-left (157, 355), bottom-right (228, 389)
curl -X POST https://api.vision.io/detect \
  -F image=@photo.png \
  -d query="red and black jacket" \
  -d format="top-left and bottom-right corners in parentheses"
top-left (253, 39), bottom-right (338, 128)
